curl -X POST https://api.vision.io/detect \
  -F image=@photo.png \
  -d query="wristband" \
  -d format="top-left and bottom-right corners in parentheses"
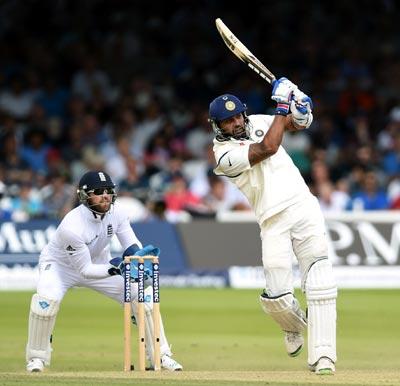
top-left (275, 102), bottom-right (290, 116)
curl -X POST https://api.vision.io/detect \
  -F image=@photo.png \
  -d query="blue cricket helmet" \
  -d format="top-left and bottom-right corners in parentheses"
top-left (209, 94), bottom-right (247, 122)
top-left (208, 94), bottom-right (250, 141)
top-left (78, 171), bottom-right (115, 191)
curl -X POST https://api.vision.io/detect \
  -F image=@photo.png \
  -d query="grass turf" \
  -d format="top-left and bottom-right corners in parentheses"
top-left (1, 288), bottom-right (400, 385)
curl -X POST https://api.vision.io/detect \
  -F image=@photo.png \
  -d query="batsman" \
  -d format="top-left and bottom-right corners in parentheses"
top-left (209, 78), bottom-right (337, 374)
top-left (25, 171), bottom-right (182, 372)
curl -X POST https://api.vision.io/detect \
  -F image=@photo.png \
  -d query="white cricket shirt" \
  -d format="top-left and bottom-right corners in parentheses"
top-left (39, 202), bottom-right (142, 279)
top-left (213, 114), bottom-right (311, 224)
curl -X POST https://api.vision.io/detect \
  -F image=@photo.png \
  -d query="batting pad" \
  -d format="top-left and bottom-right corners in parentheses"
top-left (26, 294), bottom-right (60, 365)
top-left (260, 292), bottom-right (307, 332)
top-left (305, 258), bottom-right (337, 365)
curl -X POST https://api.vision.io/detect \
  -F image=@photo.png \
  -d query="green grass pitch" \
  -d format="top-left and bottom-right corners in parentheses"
top-left (1, 288), bottom-right (400, 385)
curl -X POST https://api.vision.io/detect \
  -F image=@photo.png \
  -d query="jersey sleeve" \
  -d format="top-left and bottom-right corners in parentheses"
top-left (58, 228), bottom-right (111, 279)
top-left (213, 144), bottom-right (251, 177)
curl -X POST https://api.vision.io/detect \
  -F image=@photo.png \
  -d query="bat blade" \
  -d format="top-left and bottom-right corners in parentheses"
top-left (215, 18), bottom-right (276, 84)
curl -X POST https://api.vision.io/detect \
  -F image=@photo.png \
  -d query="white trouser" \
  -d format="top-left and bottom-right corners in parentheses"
top-left (260, 195), bottom-right (329, 295)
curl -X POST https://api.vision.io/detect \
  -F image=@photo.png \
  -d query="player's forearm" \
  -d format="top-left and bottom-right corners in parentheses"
top-left (248, 115), bottom-right (286, 166)
top-left (68, 250), bottom-right (111, 279)
top-left (80, 263), bottom-right (111, 279)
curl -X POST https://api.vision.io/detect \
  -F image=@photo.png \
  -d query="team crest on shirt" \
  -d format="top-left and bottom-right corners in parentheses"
top-left (107, 224), bottom-right (113, 237)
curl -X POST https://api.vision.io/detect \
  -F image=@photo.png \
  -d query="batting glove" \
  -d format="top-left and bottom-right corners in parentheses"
top-left (291, 102), bottom-right (313, 128)
top-left (292, 88), bottom-right (313, 112)
top-left (290, 89), bottom-right (313, 128)
top-left (108, 257), bottom-right (125, 276)
top-left (271, 77), bottom-right (298, 116)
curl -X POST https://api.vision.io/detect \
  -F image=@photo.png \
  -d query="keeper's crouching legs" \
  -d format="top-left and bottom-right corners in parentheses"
top-left (305, 258), bottom-right (337, 373)
top-left (26, 294), bottom-right (60, 372)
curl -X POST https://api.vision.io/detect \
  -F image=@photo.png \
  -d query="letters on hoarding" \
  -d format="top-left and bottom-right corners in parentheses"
top-left (325, 217), bottom-right (400, 265)
top-left (0, 221), bottom-right (123, 264)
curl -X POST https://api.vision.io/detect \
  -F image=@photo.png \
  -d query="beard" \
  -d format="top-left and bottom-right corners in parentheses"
top-left (232, 125), bottom-right (248, 140)
top-left (88, 199), bottom-right (112, 214)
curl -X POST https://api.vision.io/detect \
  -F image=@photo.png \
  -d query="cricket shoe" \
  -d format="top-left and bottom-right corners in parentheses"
top-left (310, 357), bottom-right (335, 375)
top-left (284, 331), bottom-right (304, 357)
top-left (27, 358), bottom-right (44, 372)
top-left (161, 354), bottom-right (183, 371)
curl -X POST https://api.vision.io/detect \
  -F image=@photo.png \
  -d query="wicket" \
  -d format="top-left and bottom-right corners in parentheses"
top-left (123, 255), bottom-right (161, 372)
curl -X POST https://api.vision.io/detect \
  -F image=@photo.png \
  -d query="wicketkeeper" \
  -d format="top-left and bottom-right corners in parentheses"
top-left (26, 171), bottom-right (183, 372)
top-left (209, 78), bottom-right (337, 374)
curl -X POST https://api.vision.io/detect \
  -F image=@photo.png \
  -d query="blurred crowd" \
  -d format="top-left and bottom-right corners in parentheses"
top-left (0, 1), bottom-right (399, 223)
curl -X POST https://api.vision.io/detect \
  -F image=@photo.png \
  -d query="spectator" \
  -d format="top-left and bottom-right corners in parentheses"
top-left (382, 132), bottom-right (400, 177)
top-left (9, 182), bottom-right (43, 222)
top-left (202, 175), bottom-right (251, 215)
top-left (317, 181), bottom-right (350, 213)
top-left (71, 54), bottom-right (115, 104)
top-left (349, 170), bottom-right (389, 210)
top-left (164, 173), bottom-right (203, 221)
top-left (0, 74), bottom-right (35, 120)
top-left (35, 76), bottom-right (70, 120)
top-left (185, 108), bottom-right (214, 158)
top-left (105, 136), bottom-right (136, 184)
top-left (40, 173), bottom-right (75, 219)
top-left (0, 181), bottom-right (12, 221)
top-left (0, 133), bottom-right (31, 184)
top-left (387, 176), bottom-right (400, 209)
top-left (20, 129), bottom-right (51, 174)
top-left (118, 157), bottom-right (150, 203)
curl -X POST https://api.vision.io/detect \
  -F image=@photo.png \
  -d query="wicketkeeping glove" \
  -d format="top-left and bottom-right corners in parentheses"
top-left (130, 260), bottom-right (153, 285)
top-left (130, 244), bottom-right (161, 284)
top-left (108, 257), bottom-right (125, 276)
top-left (271, 77), bottom-right (298, 116)
top-left (133, 244), bottom-right (160, 257)
top-left (122, 244), bottom-right (140, 258)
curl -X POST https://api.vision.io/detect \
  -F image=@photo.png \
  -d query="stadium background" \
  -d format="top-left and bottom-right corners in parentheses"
top-left (1, 2), bottom-right (400, 384)
top-left (0, 1), bottom-right (399, 223)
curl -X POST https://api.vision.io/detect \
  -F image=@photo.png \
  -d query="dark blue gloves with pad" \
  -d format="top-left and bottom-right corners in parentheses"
top-left (108, 244), bottom-right (160, 278)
